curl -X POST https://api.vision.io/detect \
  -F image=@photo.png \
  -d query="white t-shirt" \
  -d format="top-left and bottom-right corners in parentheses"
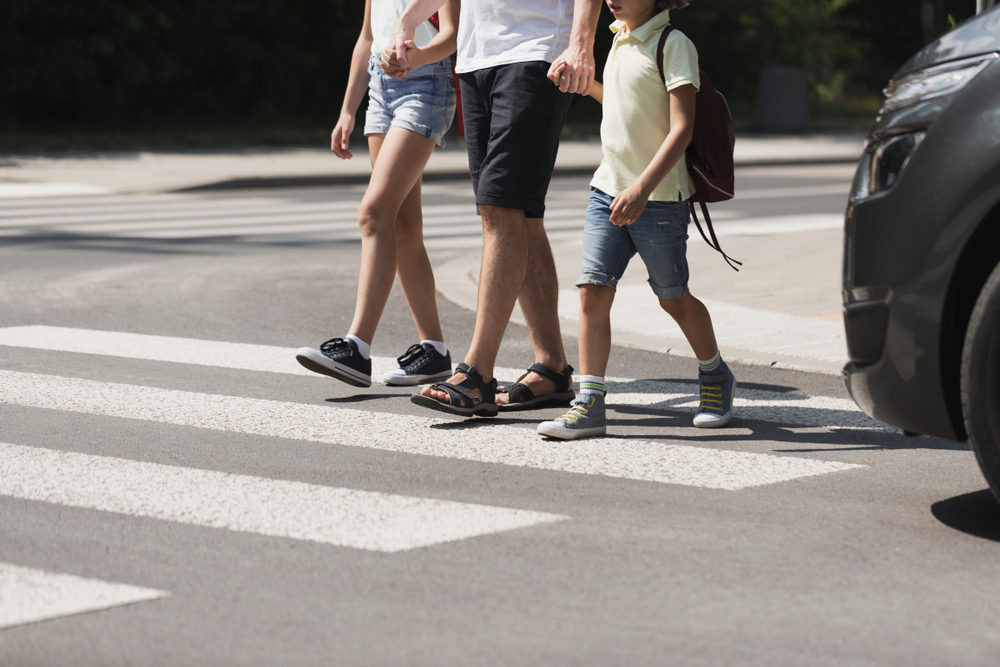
top-left (370, 0), bottom-right (438, 58)
top-left (456, 0), bottom-right (573, 73)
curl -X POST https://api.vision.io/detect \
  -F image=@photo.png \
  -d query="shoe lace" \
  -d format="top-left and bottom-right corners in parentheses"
top-left (318, 338), bottom-right (350, 354)
top-left (699, 383), bottom-right (724, 413)
top-left (556, 402), bottom-right (590, 425)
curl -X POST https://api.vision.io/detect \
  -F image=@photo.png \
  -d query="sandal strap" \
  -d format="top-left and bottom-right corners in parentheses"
top-left (427, 362), bottom-right (496, 409)
top-left (501, 363), bottom-right (574, 402)
top-left (427, 380), bottom-right (479, 409)
top-left (525, 363), bottom-right (574, 392)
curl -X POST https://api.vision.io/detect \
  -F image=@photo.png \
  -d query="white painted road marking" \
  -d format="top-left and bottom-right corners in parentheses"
top-left (0, 326), bottom-right (883, 431)
top-left (0, 369), bottom-right (862, 490)
top-left (0, 562), bottom-right (167, 630)
top-left (0, 183), bottom-right (115, 199)
top-left (0, 443), bottom-right (565, 553)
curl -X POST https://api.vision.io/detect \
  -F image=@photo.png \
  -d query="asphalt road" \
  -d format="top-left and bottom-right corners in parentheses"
top-left (2, 168), bottom-right (999, 666)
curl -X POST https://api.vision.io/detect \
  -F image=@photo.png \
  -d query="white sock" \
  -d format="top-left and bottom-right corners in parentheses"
top-left (421, 339), bottom-right (447, 356)
top-left (697, 351), bottom-right (721, 372)
top-left (577, 374), bottom-right (606, 397)
top-left (345, 334), bottom-right (370, 359)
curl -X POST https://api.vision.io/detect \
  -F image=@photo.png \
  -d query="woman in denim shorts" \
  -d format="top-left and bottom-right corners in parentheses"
top-left (295, 0), bottom-right (459, 389)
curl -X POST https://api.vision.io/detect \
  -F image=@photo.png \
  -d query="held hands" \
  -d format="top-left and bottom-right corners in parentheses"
top-left (330, 114), bottom-right (355, 160)
top-left (546, 44), bottom-right (596, 94)
top-left (386, 21), bottom-right (415, 72)
top-left (609, 183), bottom-right (650, 226)
top-left (381, 42), bottom-right (416, 79)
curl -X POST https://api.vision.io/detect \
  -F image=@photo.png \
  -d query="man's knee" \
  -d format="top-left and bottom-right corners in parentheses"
top-left (478, 204), bottom-right (525, 229)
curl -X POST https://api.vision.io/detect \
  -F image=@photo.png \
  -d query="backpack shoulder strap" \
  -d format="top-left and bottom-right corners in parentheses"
top-left (656, 25), bottom-right (675, 84)
top-left (691, 201), bottom-right (743, 271)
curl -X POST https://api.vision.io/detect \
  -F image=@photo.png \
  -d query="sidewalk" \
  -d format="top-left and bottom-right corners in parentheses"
top-left (0, 134), bottom-right (864, 197)
top-left (0, 134), bottom-right (865, 376)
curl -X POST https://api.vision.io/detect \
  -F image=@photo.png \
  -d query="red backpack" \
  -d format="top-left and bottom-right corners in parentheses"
top-left (657, 26), bottom-right (741, 271)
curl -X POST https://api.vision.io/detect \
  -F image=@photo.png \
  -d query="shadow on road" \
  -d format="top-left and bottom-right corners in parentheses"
top-left (931, 489), bottom-right (1000, 542)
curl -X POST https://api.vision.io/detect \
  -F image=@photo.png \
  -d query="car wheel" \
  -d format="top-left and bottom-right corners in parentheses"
top-left (962, 261), bottom-right (1000, 503)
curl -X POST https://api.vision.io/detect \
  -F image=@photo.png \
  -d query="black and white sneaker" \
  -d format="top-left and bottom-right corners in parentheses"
top-left (382, 342), bottom-right (452, 386)
top-left (295, 337), bottom-right (372, 387)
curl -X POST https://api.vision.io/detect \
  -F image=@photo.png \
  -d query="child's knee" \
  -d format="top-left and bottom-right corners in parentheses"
top-left (659, 291), bottom-right (694, 317)
top-left (579, 283), bottom-right (614, 314)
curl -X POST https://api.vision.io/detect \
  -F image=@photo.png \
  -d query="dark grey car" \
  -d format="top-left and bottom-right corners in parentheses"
top-left (843, 7), bottom-right (1000, 500)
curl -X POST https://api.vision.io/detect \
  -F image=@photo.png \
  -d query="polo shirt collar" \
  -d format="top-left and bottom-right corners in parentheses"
top-left (609, 10), bottom-right (671, 42)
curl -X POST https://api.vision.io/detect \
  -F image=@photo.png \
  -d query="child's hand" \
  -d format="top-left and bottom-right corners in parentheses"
top-left (547, 61), bottom-right (567, 87)
top-left (609, 184), bottom-right (650, 226)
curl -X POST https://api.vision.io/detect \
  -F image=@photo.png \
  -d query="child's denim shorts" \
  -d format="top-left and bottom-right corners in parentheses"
top-left (364, 54), bottom-right (456, 148)
top-left (576, 188), bottom-right (691, 299)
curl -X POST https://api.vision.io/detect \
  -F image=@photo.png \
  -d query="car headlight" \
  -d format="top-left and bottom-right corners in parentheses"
top-left (851, 131), bottom-right (926, 201)
top-left (882, 53), bottom-right (997, 113)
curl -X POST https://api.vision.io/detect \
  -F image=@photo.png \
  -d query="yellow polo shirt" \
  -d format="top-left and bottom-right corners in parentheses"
top-left (590, 11), bottom-right (700, 202)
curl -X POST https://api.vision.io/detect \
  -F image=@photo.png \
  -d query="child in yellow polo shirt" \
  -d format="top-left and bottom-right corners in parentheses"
top-left (538, 0), bottom-right (736, 440)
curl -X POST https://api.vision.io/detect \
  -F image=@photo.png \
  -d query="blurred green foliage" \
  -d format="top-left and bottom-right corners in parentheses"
top-left (0, 0), bottom-right (979, 148)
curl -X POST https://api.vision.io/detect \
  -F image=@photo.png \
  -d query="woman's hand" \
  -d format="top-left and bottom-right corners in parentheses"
top-left (330, 114), bottom-right (356, 160)
top-left (380, 43), bottom-right (415, 78)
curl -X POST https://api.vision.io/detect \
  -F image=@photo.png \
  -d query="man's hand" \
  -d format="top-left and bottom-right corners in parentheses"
top-left (546, 43), bottom-right (595, 94)
top-left (386, 23), bottom-right (416, 71)
top-left (381, 43), bottom-right (415, 79)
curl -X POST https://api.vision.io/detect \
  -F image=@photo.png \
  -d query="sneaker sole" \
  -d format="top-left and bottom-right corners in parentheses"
top-left (536, 422), bottom-right (606, 440)
top-left (295, 348), bottom-right (371, 388)
top-left (382, 369), bottom-right (453, 387)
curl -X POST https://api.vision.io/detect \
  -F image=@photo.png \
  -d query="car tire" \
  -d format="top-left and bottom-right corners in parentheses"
top-left (962, 261), bottom-right (1000, 503)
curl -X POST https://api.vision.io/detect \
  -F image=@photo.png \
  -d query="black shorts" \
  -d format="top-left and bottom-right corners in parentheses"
top-left (460, 61), bottom-right (573, 219)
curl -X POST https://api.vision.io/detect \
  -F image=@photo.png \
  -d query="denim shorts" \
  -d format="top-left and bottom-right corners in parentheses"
top-left (364, 54), bottom-right (456, 147)
top-left (576, 188), bottom-right (691, 299)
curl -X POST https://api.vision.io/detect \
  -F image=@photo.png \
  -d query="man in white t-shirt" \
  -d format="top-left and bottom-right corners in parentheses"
top-left (387, 0), bottom-right (602, 418)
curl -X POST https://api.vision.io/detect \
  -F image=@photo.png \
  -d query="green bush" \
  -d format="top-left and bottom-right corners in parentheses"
top-left (0, 0), bottom-right (979, 145)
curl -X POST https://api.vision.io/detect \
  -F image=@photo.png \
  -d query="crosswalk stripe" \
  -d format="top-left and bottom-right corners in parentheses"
top-left (0, 326), bottom-right (886, 431)
top-left (0, 562), bottom-right (167, 630)
top-left (0, 369), bottom-right (862, 489)
top-left (0, 442), bottom-right (564, 553)
top-left (0, 202), bottom-right (581, 239)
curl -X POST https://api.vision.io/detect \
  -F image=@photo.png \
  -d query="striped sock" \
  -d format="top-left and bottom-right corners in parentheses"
top-left (578, 375), bottom-right (606, 397)
top-left (698, 351), bottom-right (722, 373)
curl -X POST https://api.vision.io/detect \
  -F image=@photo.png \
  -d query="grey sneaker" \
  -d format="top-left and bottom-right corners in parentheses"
top-left (382, 343), bottom-right (452, 386)
top-left (693, 361), bottom-right (736, 428)
top-left (295, 337), bottom-right (372, 387)
top-left (537, 394), bottom-right (607, 440)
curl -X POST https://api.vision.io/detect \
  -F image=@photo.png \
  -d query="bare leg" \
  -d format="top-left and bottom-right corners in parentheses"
top-left (393, 178), bottom-right (444, 342)
top-left (496, 218), bottom-right (569, 405)
top-left (347, 128), bottom-right (436, 345)
top-left (659, 292), bottom-right (719, 361)
top-left (420, 205), bottom-right (528, 402)
top-left (577, 284), bottom-right (616, 377)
